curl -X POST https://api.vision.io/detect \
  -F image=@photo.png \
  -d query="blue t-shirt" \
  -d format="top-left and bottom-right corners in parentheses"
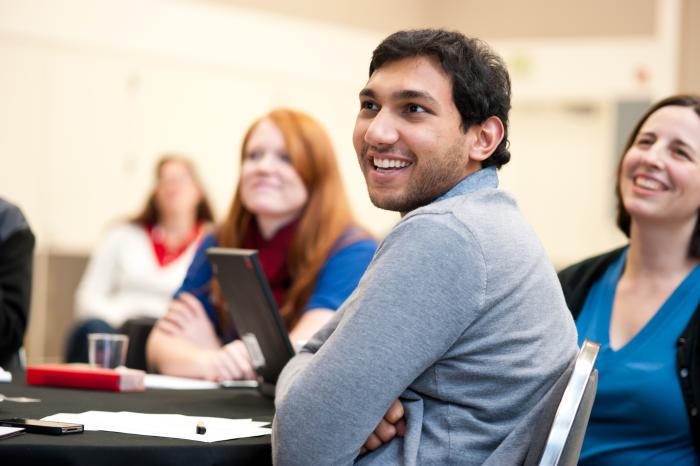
top-left (175, 231), bottom-right (377, 342)
top-left (576, 248), bottom-right (700, 466)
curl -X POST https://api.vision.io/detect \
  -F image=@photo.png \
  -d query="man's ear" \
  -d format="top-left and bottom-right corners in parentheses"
top-left (468, 116), bottom-right (504, 162)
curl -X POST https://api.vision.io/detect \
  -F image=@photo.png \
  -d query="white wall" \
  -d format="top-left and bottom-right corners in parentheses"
top-left (0, 0), bottom-right (398, 253)
top-left (0, 0), bottom-right (679, 266)
top-left (502, 102), bottom-right (626, 268)
top-left (490, 0), bottom-right (680, 265)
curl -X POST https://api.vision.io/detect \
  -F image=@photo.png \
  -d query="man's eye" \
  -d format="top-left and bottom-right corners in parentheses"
top-left (360, 101), bottom-right (378, 111)
top-left (407, 104), bottom-right (426, 113)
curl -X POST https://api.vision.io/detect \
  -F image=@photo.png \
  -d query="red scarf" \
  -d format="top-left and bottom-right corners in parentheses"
top-left (148, 223), bottom-right (202, 267)
top-left (242, 219), bottom-right (297, 309)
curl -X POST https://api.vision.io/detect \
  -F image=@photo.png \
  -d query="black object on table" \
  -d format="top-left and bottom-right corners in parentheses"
top-left (0, 372), bottom-right (274, 466)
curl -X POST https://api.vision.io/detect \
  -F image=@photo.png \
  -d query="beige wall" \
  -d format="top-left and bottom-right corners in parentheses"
top-left (680, 0), bottom-right (700, 91)
top-left (433, 0), bottom-right (655, 39)
top-left (0, 0), bottom-right (677, 253)
top-left (0, 0), bottom-right (689, 363)
top-left (216, 0), bottom-right (656, 38)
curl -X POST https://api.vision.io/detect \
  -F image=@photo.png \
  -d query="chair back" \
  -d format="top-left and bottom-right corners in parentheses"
top-left (537, 339), bottom-right (600, 466)
top-left (121, 317), bottom-right (157, 371)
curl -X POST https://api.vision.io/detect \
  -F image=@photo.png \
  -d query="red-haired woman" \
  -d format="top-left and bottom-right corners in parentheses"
top-left (66, 156), bottom-right (214, 362)
top-left (146, 109), bottom-right (377, 381)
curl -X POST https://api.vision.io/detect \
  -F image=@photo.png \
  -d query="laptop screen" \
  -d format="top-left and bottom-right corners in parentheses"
top-left (206, 247), bottom-right (295, 396)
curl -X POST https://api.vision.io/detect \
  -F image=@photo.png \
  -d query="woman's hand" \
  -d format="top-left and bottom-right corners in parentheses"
top-left (200, 340), bottom-right (256, 382)
top-left (360, 399), bottom-right (406, 454)
top-left (155, 292), bottom-right (220, 350)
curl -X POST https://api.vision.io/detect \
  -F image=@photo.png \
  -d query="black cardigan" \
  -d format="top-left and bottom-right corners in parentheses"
top-left (558, 247), bottom-right (700, 454)
top-left (0, 200), bottom-right (34, 369)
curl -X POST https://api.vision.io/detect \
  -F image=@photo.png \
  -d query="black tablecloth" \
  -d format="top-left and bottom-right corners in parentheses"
top-left (0, 373), bottom-right (274, 466)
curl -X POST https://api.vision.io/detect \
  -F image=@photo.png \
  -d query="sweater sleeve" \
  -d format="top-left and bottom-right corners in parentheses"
top-left (0, 227), bottom-right (35, 362)
top-left (74, 225), bottom-right (143, 327)
top-left (272, 214), bottom-right (486, 465)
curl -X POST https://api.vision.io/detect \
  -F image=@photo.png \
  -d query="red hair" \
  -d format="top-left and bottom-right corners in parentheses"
top-left (215, 109), bottom-right (359, 331)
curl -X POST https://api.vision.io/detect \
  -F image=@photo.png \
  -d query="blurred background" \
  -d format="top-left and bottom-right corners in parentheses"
top-left (1, 0), bottom-right (698, 363)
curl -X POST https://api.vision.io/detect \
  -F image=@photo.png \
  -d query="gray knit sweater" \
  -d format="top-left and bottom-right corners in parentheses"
top-left (273, 167), bottom-right (578, 465)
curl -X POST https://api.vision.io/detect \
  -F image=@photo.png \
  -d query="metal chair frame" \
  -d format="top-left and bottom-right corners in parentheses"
top-left (537, 339), bottom-right (600, 466)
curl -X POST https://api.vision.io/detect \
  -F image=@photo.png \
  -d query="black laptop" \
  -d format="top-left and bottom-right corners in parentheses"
top-left (206, 247), bottom-right (296, 397)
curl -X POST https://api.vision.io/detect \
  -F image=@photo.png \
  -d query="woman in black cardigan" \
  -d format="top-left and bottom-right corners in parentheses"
top-left (559, 94), bottom-right (700, 465)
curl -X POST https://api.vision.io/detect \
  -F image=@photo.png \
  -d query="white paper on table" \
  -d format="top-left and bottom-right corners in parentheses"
top-left (144, 374), bottom-right (219, 390)
top-left (0, 426), bottom-right (24, 439)
top-left (144, 374), bottom-right (259, 390)
top-left (42, 411), bottom-right (271, 443)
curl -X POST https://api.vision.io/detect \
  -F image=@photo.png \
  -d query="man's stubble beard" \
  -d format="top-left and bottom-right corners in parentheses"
top-left (365, 139), bottom-right (469, 214)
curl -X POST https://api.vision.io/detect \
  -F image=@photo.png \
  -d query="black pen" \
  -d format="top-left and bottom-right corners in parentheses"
top-left (196, 421), bottom-right (206, 435)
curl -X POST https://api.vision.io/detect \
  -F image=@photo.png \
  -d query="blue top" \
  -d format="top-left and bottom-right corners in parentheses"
top-left (576, 248), bottom-right (700, 466)
top-left (175, 230), bottom-right (377, 342)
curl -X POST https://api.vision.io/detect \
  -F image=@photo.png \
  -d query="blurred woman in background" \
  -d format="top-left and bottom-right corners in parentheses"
top-left (146, 108), bottom-right (376, 381)
top-left (65, 155), bottom-right (214, 363)
top-left (559, 95), bottom-right (700, 464)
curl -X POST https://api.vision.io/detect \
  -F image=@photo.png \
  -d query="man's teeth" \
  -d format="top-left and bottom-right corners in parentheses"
top-left (373, 158), bottom-right (410, 169)
top-left (634, 177), bottom-right (664, 190)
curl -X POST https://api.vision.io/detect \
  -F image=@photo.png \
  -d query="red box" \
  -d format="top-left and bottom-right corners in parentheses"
top-left (26, 364), bottom-right (145, 392)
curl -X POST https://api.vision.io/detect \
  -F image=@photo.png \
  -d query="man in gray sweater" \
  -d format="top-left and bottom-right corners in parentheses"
top-left (272, 29), bottom-right (578, 465)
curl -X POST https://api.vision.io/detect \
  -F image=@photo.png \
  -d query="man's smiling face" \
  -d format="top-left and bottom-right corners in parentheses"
top-left (353, 55), bottom-right (482, 214)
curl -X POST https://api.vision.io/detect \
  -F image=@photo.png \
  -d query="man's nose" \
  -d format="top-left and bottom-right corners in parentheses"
top-left (364, 111), bottom-right (399, 146)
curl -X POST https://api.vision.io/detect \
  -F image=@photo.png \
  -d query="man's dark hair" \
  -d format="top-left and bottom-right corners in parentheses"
top-left (369, 29), bottom-right (511, 168)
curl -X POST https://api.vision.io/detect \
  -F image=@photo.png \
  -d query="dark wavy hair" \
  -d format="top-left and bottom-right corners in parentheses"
top-left (369, 29), bottom-right (512, 168)
top-left (614, 94), bottom-right (700, 257)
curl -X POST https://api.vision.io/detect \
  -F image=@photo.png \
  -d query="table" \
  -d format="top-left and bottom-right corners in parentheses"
top-left (0, 373), bottom-right (274, 465)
